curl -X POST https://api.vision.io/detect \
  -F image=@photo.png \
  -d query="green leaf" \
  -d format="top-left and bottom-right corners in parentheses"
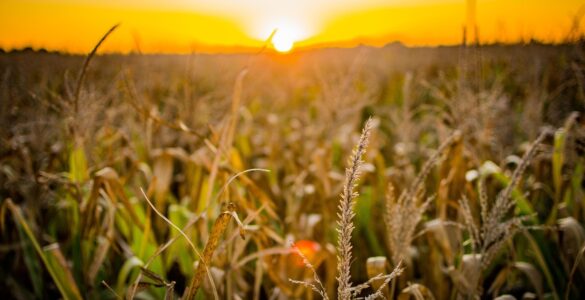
top-left (69, 146), bottom-right (88, 183)
top-left (568, 161), bottom-right (584, 216)
top-left (356, 187), bottom-right (385, 256)
top-left (490, 171), bottom-right (535, 218)
top-left (16, 223), bottom-right (44, 298)
top-left (116, 256), bottom-right (144, 293)
top-left (8, 200), bottom-right (83, 300)
top-left (522, 231), bottom-right (561, 300)
top-left (166, 204), bottom-right (195, 274)
top-left (43, 244), bottom-right (84, 300)
top-left (552, 129), bottom-right (566, 199)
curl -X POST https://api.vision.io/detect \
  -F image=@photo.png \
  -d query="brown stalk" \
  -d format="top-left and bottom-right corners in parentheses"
top-left (73, 24), bottom-right (119, 115)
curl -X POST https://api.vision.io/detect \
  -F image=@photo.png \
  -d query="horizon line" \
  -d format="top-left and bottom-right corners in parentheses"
top-left (1, 37), bottom-right (579, 56)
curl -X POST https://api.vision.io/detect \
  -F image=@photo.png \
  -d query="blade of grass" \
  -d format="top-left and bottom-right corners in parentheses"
top-left (6, 199), bottom-right (83, 300)
top-left (523, 230), bottom-right (560, 300)
top-left (200, 69), bottom-right (247, 214)
top-left (565, 243), bottom-right (585, 300)
top-left (43, 244), bottom-right (84, 299)
top-left (140, 188), bottom-right (221, 299)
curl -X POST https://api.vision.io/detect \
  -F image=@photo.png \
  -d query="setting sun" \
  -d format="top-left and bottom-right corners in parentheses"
top-left (257, 19), bottom-right (309, 53)
top-left (272, 30), bottom-right (294, 53)
top-left (1, 0), bottom-right (583, 52)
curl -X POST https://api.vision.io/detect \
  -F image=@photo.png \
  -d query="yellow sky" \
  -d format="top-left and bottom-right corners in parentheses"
top-left (0, 0), bottom-right (583, 53)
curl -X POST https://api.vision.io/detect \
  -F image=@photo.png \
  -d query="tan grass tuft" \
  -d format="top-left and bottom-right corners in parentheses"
top-left (457, 130), bottom-right (550, 296)
top-left (384, 131), bottom-right (460, 265)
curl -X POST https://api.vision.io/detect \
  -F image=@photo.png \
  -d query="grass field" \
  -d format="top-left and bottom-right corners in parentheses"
top-left (1, 40), bottom-right (585, 299)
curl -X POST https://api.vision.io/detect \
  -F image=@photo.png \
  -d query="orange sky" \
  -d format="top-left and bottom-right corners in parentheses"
top-left (0, 0), bottom-right (583, 53)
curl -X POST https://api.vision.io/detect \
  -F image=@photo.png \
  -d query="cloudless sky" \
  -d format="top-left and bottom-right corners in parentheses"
top-left (0, 0), bottom-right (583, 53)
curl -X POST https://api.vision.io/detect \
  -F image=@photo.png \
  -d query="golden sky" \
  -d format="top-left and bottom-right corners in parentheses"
top-left (0, 0), bottom-right (583, 53)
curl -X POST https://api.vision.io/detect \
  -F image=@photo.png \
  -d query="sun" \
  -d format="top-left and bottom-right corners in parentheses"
top-left (272, 30), bottom-right (295, 53)
top-left (251, 19), bottom-right (308, 53)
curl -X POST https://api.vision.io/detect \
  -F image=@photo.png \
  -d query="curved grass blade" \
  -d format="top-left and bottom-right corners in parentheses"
top-left (6, 200), bottom-right (83, 300)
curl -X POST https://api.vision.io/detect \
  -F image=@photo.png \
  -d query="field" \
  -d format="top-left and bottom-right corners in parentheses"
top-left (1, 41), bottom-right (585, 299)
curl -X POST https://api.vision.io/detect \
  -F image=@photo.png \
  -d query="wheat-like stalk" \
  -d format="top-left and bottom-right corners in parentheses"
top-left (384, 131), bottom-right (460, 265)
top-left (291, 117), bottom-right (403, 299)
top-left (457, 130), bottom-right (550, 296)
top-left (337, 117), bottom-right (373, 300)
top-left (481, 130), bottom-right (548, 269)
top-left (289, 242), bottom-right (330, 300)
top-left (352, 261), bottom-right (404, 299)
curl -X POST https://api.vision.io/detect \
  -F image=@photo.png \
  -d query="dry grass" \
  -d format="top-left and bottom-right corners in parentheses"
top-left (384, 131), bottom-right (461, 266)
top-left (456, 130), bottom-right (551, 297)
top-left (292, 118), bottom-right (404, 300)
top-left (1, 38), bottom-right (585, 299)
top-left (336, 118), bottom-right (373, 300)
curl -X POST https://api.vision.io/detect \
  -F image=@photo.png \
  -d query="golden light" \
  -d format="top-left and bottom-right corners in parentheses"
top-left (251, 18), bottom-right (311, 53)
top-left (1, 0), bottom-right (580, 53)
top-left (272, 30), bottom-right (294, 52)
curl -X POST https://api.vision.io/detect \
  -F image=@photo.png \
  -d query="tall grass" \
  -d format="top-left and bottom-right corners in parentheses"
top-left (1, 35), bottom-right (585, 299)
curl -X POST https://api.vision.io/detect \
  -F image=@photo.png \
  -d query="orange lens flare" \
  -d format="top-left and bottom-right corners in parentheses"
top-left (291, 240), bottom-right (321, 266)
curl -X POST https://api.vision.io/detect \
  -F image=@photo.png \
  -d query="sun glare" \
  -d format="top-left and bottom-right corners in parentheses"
top-left (272, 31), bottom-right (294, 53)
top-left (252, 18), bottom-right (310, 53)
